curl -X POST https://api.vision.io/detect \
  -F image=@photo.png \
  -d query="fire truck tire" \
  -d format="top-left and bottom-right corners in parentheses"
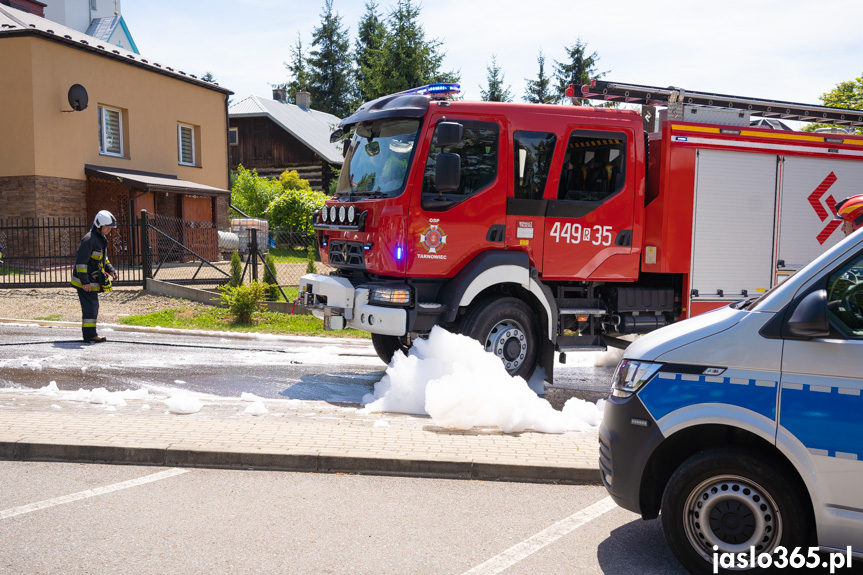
top-left (459, 297), bottom-right (537, 379)
top-left (660, 447), bottom-right (811, 574)
top-left (371, 334), bottom-right (410, 365)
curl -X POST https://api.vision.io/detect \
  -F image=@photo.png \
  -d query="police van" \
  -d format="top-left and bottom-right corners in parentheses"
top-left (599, 229), bottom-right (863, 574)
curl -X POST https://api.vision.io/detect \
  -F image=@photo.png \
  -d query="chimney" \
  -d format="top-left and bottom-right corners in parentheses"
top-left (272, 87), bottom-right (287, 103)
top-left (296, 91), bottom-right (311, 109)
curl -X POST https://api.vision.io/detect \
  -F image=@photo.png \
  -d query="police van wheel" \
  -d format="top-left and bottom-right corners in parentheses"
top-left (661, 447), bottom-right (811, 574)
top-left (459, 297), bottom-right (537, 379)
top-left (371, 334), bottom-right (410, 365)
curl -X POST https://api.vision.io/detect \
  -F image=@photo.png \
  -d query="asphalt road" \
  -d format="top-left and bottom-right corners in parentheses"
top-left (0, 461), bottom-right (687, 575)
top-left (0, 323), bottom-right (617, 405)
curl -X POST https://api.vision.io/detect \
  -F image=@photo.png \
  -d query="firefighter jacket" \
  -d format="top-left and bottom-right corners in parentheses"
top-left (70, 226), bottom-right (116, 292)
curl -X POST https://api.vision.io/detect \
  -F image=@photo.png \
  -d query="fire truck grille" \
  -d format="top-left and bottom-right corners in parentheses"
top-left (328, 240), bottom-right (365, 269)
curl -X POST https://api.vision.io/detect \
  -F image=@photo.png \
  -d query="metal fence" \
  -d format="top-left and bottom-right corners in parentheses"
top-left (0, 217), bottom-right (143, 288)
top-left (0, 215), bottom-right (328, 295)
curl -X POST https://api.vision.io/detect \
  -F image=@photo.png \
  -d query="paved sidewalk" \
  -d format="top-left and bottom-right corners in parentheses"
top-left (0, 389), bottom-right (601, 484)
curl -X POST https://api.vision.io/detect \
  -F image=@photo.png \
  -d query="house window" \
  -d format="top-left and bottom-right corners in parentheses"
top-left (98, 105), bottom-right (123, 157)
top-left (178, 123), bottom-right (195, 166)
top-left (229, 127), bottom-right (238, 146)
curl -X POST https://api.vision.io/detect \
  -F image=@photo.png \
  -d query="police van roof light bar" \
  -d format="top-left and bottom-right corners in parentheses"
top-left (579, 80), bottom-right (863, 128)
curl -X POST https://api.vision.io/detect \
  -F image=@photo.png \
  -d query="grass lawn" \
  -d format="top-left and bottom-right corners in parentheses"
top-left (118, 306), bottom-right (370, 338)
top-left (269, 246), bottom-right (314, 264)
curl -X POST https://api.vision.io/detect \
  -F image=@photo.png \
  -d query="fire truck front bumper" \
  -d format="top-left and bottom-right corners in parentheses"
top-left (298, 274), bottom-right (407, 336)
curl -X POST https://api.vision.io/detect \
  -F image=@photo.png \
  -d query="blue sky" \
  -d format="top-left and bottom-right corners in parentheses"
top-left (122, 0), bottom-right (862, 112)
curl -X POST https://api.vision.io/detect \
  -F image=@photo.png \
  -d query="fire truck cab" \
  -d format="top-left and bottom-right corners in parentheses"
top-left (300, 82), bottom-right (863, 381)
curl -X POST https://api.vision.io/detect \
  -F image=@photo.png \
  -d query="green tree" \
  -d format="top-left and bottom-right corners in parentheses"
top-left (480, 55), bottom-right (512, 102)
top-left (371, 0), bottom-right (459, 96)
top-left (281, 34), bottom-right (311, 104)
top-left (308, 0), bottom-right (354, 117)
top-left (523, 50), bottom-right (555, 104)
top-left (231, 165), bottom-right (281, 218)
top-left (354, 1), bottom-right (386, 105)
top-left (803, 74), bottom-right (863, 134)
top-left (229, 250), bottom-right (244, 287)
top-left (554, 38), bottom-right (606, 105)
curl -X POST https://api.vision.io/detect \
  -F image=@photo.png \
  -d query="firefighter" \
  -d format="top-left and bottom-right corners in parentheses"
top-left (835, 194), bottom-right (863, 237)
top-left (71, 210), bottom-right (119, 343)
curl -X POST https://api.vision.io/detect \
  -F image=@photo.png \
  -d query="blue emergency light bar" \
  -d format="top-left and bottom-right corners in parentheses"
top-left (403, 83), bottom-right (461, 98)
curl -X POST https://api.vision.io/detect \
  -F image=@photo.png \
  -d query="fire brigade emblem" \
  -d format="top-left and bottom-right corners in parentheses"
top-left (420, 225), bottom-right (447, 253)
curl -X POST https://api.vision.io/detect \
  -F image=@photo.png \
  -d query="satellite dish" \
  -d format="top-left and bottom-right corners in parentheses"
top-left (67, 84), bottom-right (88, 112)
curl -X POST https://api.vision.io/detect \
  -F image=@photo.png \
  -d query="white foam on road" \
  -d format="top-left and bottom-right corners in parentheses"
top-left (361, 327), bottom-right (605, 434)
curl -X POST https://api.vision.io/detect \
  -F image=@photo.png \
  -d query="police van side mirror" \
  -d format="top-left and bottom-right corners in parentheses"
top-left (785, 289), bottom-right (830, 339)
top-left (435, 122), bottom-right (464, 148)
top-left (435, 153), bottom-right (461, 194)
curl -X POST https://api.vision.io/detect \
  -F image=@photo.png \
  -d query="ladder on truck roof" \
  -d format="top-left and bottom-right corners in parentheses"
top-left (578, 80), bottom-right (863, 128)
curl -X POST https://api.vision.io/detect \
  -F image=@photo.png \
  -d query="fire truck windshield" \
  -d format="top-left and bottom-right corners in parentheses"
top-left (335, 118), bottom-right (422, 198)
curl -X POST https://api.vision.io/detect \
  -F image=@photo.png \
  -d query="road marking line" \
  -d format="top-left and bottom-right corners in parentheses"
top-left (0, 468), bottom-right (189, 520)
top-left (462, 496), bottom-right (617, 575)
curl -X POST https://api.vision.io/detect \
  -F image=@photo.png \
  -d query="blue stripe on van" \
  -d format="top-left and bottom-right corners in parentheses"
top-left (780, 383), bottom-right (863, 461)
top-left (639, 371), bottom-right (778, 422)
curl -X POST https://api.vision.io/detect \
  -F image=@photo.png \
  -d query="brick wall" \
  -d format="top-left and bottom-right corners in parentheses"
top-left (0, 176), bottom-right (86, 220)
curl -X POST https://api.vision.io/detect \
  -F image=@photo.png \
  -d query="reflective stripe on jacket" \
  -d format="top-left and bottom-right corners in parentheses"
top-left (70, 226), bottom-right (116, 292)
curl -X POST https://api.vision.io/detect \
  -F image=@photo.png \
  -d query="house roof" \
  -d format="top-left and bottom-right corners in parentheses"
top-left (229, 96), bottom-right (344, 166)
top-left (0, 5), bottom-right (230, 94)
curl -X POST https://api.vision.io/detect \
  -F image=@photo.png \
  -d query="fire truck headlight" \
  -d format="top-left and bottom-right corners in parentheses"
top-left (321, 207), bottom-right (328, 223)
top-left (338, 206), bottom-right (346, 223)
top-left (329, 206), bottom-right (337, 223)
top-left (611, 360), bottom-right (662, 398)
top-left (347, 205), bottom-right (356, 224)
top-left (369, 285), bottom-right (412, 306)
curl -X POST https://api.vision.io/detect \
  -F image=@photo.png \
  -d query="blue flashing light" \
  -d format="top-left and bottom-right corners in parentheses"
top-left (396, 246), bottom-right (403, 261)
top-left (675, 136), bottom-right (688, 142)
top-left (403, 83), bottom-right (461, 97)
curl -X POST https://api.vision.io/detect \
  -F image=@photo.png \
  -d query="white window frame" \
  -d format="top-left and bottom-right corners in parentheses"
top-left (229, 127), bottom-right (238, 146)
top-left (178, 123), bottom-right (196, 166)
top-left (98, 105), bottom-right (124, 157)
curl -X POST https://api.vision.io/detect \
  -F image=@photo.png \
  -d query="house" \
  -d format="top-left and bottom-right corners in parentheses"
top-left (41, 0), bottom-right (139, 53)
top-left (229, 90), bottom-right (344, 191)
top-left (0, 5), bottom-right (233, 261)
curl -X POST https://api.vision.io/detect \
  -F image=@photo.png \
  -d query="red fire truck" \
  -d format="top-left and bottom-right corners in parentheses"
top-left (299, 80), bottom-right (863, 380)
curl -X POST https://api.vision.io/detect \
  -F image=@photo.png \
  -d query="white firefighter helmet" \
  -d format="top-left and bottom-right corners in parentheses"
top-left (93, 210), bottom-right (117, 229)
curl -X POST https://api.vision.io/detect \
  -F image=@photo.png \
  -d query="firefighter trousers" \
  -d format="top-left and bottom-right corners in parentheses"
top-left (75, 287), bottom-right (100, 341)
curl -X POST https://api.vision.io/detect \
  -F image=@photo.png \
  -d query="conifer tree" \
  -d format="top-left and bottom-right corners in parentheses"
top-left (554, 38), bottom-right (606, 105)
top-left (523, 50), bottom-right (555, 104)
top-left (282, 34), bottom-right (311, 104)
top-left (371, 0), bottom-right (459, 96)
top-left (480, 55), bottom-right (513, 102)
top-left (307, 0), bottom-right (353, 117)
top-left (354, 1), bottom-right (386, 105)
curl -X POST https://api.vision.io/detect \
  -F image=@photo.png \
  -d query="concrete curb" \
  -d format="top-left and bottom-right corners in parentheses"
top-left (0, 440), bottom-right (601, 483)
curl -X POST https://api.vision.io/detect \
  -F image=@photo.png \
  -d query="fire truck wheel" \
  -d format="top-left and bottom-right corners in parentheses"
top-left (459, 297), bottom-right (537, 379)
top-left (371, 334), bottom-right (410, 365)
top-left (660, 447), bottom-right (811, 574)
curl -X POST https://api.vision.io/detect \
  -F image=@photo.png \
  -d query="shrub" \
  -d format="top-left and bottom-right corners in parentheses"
top-left (219, 281), bottom-right (267, 324)
top-left (262, 253), bottom-right (279, 300)
top-left (305, 245), bottom-right (317, 274)
top-left (267, 187), bottom-right (328, 240)
top-left (229, 250), bottom-right (243, 287)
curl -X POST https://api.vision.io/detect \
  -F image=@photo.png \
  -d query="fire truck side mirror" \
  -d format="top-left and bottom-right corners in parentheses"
top-left (436, 121), bottom-right (464, 148)
top-left (435, 153), bottom-right (461, 194)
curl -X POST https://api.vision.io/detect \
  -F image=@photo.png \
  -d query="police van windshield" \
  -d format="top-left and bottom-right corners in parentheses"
top-left (335, 119), bottom-right (422, 198)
